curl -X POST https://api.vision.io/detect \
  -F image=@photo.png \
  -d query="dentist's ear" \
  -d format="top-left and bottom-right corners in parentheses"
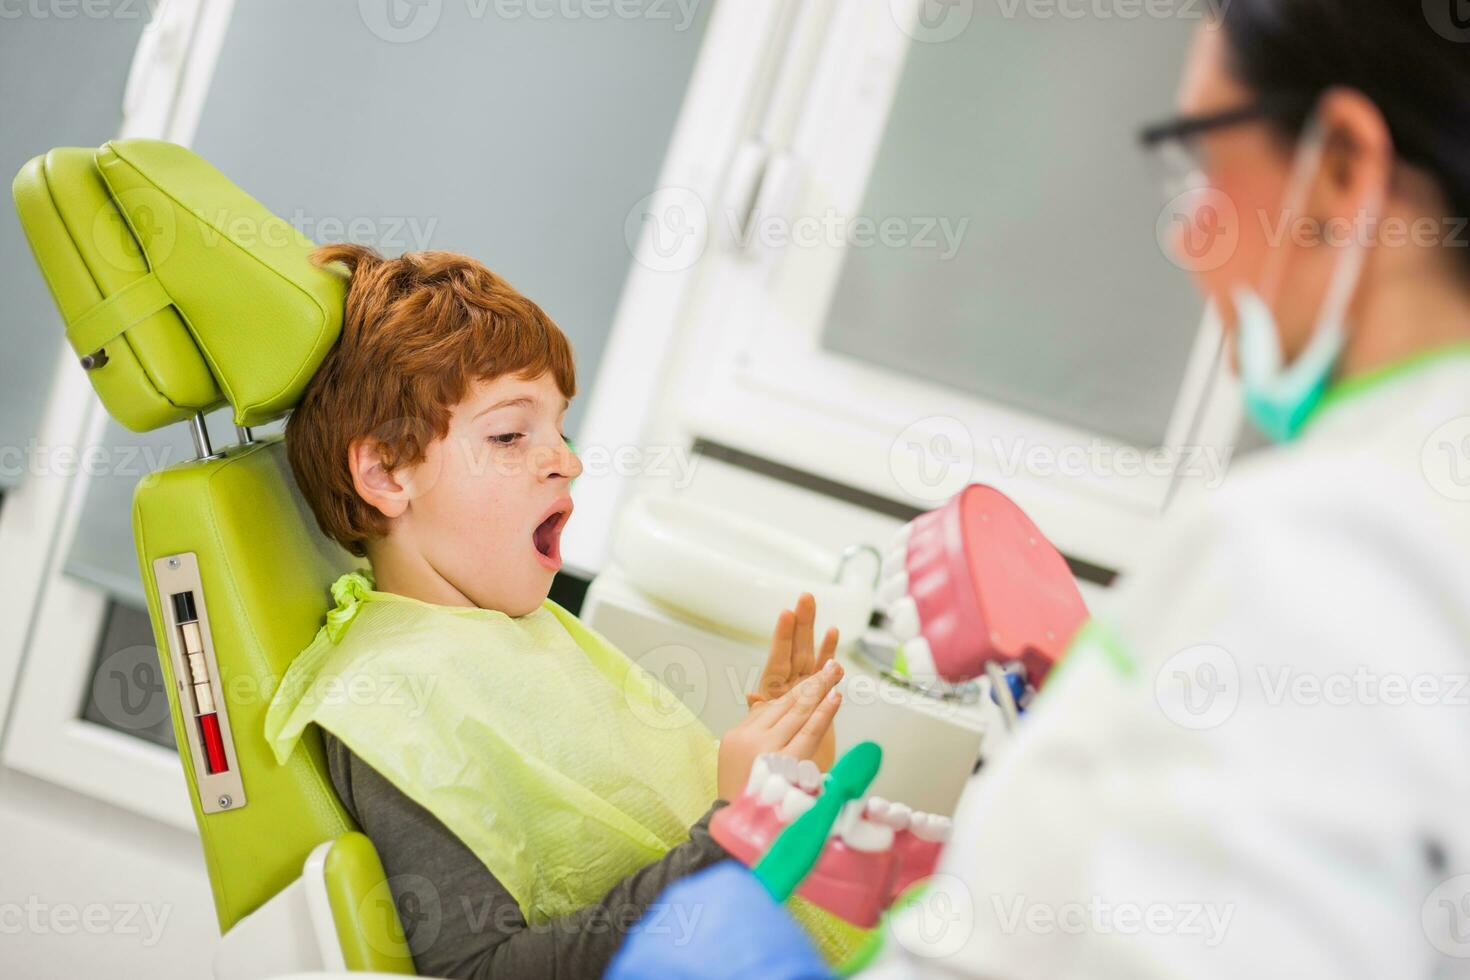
top-left (348, 437), bottom-right (415, 520)
top-left (1309, 86), bottom-right (1393, 220)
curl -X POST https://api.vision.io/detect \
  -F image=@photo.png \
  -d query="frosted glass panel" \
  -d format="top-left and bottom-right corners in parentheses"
top-left (1, 8), bottom-right (151, 490)
top-left (822, 10), bottom-right (1204, 447)
top-left (80, 599), bottom-right (176, 750)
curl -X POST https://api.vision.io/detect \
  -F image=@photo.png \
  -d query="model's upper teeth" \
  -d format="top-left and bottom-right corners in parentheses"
top-left (909, 811), bottom-right (952, 842)
top-left (900, 636), bottom-right (938, 682)
top-left (881, 542), bottom-right (908, 584)
top-left (877, 570), bottom-right (909, 607)
top-left (741, 754), bottom-right (949, 855)
top-left (766, 753), bottom-right (798, 783)
top-left (780, 786), bottom-right (816, 822)
top-left (835, 800), bottom-right (894, 852)
top-left (867, 796), bottom-right (912, 831)
top-left (890, 521), bottom-right (912, 551)
top-left (886, 596), bottom-right (920, 642)
top-left (745, 755), bottom-right (772, 796)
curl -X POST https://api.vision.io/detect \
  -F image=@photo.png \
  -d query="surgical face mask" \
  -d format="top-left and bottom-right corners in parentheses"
top-left (1230, 119), bottom-right (1377, 443)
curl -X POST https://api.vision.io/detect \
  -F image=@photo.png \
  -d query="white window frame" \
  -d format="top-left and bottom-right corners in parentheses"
top-left (579, 0), bottom-right (1242, 578)
top-left (0, 0), bottom-right (235, 831)
top-left (566, 0), bottom-right (811, 571)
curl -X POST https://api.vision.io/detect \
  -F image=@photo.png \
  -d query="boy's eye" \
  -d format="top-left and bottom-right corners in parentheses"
top-left (490, 433), bottom-right (524, 446)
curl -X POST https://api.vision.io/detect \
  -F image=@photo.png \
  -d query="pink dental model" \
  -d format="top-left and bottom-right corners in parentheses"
top-left (710, 753), bottom-right (951, 928)
top-left (711, 485), bottom-right (1088, 928)
top-left (877, 483), bottom-right (1089, 687)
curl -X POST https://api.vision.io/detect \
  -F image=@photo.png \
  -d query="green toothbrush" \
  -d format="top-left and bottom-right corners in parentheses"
top-left (751, 741), bottom-right (884, 901)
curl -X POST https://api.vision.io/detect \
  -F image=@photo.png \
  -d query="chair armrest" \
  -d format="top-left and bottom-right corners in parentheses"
top-left (214, 832), bottom-right (416, 978)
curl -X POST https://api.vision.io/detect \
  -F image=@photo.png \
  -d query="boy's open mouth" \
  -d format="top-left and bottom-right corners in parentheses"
top-left (532, 500), bottom-right (572, 569)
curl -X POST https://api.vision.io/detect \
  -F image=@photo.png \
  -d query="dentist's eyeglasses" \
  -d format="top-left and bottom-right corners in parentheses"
top-left (1138, 96), bottom-right (1312, 199)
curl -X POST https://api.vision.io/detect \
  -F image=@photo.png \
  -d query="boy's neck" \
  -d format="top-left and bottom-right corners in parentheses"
top-left (365, 542), bottom-right (479, 609)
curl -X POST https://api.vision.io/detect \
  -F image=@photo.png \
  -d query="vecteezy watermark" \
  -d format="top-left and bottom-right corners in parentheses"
top-left (716, 662), bottom-right (974, 723)
top-left (288, 671), bottom-right (443, 721)
top-left (1423, 0), bottom-right (1470, 43)
top-left (0, 0), bottom-right (158, 19)
top-left (1156, 643), bottom-right (1470, 730)
top-left (354, 416), bottom-right (700, 493)
top-left (991, 0), bottom-right (1232, 21)
top-left (890, 0), bottom-right (975, 43)
top-left (1157, 185), bottom-right (1242, 274)
top-left (891, 873), bottom-right (976, 958)
top-left (457, 438), bottom-right (700, 488)
top-left (1255, 666), bottom-right (1470, 709)
top-left (888, 417), bottom-right (1230, 503)
top-left (193, 208), bottom-right (440, 253)
top-left (625, 187), bottom-right (972, 272)
top-left (890, 0), bottom-right (1229, 40)
top-left (1155, 643), bottom-right (1241, 730)
top-left (990, 436), bottom-right (1233, 489)
top-left (90, 644), bottom-right (171, 732)
top-left (727, 208), bottom-right (970, 261)
top-left (991, 894), bottom-right (1235, 947)
top-left (0, 439), bottom-right (176, 485)
top-left (1422, 415), bottom-right (1470, 502)
top-left (625, 644), bottom-right (709, 730)
top-left (357, 0), bottom-right (704, 43)
top-left (88, 191), bottom-right (440, 272)
top-left (1158, 190), bottom-right (1470, 273)
top-left (92, 185), bottom-right (177, 274)
top-left (1258, 209), bottom-right (1470, 252)
top-left (462, 893), bottom-right (705, 944)
top-left (0, 897), bottom-right (172, 946)
top-left (889, 416), bottom-right (976, 503)
top-left (361, 874), bottom-right (442, 958)
top-left (625, 187), bottom-right (709, 273)
top-left (1424, 874), bottom-right (1470, 958)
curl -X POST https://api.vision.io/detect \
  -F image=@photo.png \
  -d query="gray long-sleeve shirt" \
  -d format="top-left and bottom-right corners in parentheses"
top-left (321, 730), bottom-right (730, 979)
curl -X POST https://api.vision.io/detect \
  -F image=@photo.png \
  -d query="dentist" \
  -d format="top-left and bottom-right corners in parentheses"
top-left (610, 2), bottom-right (1470, 977)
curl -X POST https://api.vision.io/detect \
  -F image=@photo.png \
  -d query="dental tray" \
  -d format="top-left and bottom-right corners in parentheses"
top-left (710, 753), bottom-right (951, 927)
top-left (875, 483), bottom-right (1088, 687)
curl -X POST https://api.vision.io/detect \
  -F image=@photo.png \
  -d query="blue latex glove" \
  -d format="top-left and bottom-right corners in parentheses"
top-left (606, 861), bottom-right (831, 980)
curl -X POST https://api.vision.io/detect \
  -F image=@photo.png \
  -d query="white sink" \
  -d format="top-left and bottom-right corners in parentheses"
top-left (611, 494), bottom-right (875, 648)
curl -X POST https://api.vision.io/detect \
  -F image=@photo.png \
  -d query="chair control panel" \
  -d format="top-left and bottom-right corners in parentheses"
top-left (153, 552), bottom-right (247, 815)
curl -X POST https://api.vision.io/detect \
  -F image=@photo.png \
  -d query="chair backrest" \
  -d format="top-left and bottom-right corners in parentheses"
top-left (13, 140), bottom-right (365, 933)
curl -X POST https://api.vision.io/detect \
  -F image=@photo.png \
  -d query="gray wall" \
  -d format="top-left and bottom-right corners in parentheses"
top-left (1, 3), bottom-right (153, 491)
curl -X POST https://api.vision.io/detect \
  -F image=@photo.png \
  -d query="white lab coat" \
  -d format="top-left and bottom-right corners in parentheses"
top-left (868, 353), bottom-right (1470, 979)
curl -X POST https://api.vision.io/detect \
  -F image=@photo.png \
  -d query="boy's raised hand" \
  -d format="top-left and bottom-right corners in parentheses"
top-left (717, 659), bottom-right (844, 803)
top-left (748, 593), bottom-right (839, 769)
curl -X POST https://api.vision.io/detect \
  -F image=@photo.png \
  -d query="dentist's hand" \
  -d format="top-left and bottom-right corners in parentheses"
top-left (717, 659), bottom-right (843, 803)
top-left (749, 593), bottom-right (839, 770)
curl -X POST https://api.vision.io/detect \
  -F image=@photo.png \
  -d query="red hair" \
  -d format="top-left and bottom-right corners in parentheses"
top-left (287, 244), bottom-right (576, 556)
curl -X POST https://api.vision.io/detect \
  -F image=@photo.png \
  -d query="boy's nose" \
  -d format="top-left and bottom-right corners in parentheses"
top-left (538, 438), bottom-right (583, 481)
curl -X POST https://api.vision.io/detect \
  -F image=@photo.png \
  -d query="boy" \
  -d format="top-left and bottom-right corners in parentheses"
top-left (265, 244), bottom-right (847, 978)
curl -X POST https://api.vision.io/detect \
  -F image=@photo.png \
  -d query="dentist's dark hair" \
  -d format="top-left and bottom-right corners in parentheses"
top-left (1217, 0), bottom-right (1470, 274)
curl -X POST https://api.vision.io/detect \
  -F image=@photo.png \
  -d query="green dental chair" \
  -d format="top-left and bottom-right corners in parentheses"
top-left (12, 139), bottom-right (416, 978)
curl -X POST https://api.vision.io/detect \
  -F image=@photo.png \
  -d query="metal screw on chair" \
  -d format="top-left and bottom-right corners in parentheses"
top-left (79, 348), bottom-right (109, 370)
top-left (167, 557), bottom-right (181, 570)
top-left (218, 795), bottom-right (233, 809)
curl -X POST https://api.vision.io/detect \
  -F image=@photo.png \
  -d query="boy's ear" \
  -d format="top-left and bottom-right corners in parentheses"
top-left (348, 437), bottom-right (414, 520)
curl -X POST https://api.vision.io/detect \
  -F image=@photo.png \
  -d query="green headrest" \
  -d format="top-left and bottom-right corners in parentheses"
top-left (12, 139), bottom-right (345, 431)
